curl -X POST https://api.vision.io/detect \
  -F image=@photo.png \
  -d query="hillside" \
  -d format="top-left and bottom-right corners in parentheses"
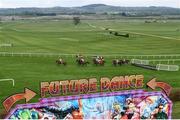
top-left (0, 4), bottom-right (180, 16)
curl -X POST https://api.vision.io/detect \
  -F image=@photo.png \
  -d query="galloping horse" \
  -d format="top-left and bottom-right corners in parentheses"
top-left (112, 59), bottom-right (130, 66)
top-left (122, 59), bottom-right (130, 64)
top-left (56, 58), bottom-right (67, 66)
top-left (76, 55), bottom-right (89, 66)
top-left (112, 59), bottom-right (123, 66)
top-left (93, 56), bottom-right (105, 66)
top-left (76, 58), bottom-right (89, 66)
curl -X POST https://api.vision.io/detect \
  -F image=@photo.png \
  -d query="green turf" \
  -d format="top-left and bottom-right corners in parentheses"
top-left (0, 19), bottom-right (180, 118)
top-left (1, 20), bottom-right (180, 54)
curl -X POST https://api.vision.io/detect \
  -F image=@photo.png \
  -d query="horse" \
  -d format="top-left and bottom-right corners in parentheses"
top-left (76, 58), bottom-right (89, 66)
top-left (112, 59), bottom-right (130, 66)
top-left (93, 56), bottom-right (105, 66)
top-left (112, 59), bottom-right (123, 66)
top-left (122, 59), bottom-right (130, 64)
top-left (56, 60), bottom-right (67, 66)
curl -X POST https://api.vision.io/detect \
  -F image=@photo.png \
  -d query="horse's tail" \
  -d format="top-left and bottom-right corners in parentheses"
top-left (112, 60), bottom-right (116, 65)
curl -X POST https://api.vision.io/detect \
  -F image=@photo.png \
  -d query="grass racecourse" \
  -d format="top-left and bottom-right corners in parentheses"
top-left (0, 19), bottom-right (180, 118)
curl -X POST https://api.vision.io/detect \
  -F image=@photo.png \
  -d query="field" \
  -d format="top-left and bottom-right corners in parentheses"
top-left (0, 19), bottom-right (180, 118)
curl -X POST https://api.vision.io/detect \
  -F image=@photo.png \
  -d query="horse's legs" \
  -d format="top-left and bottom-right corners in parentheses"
top-left (101, 62), bottom-right (104, 66)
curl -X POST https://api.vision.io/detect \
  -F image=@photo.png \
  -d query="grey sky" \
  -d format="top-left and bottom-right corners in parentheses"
top-left (0, 0), bottom-right (180, 8)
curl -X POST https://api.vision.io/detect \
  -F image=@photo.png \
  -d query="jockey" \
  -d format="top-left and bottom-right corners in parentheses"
top-left (59, 58), bottom-right (63, 63)
top-left (96, 56), bottom-right (100, 62)
top-left (116, 59), bottom-right (119, 63)
top-left (78, 55), bottom-right (85, 63)
top-left (80, 58), bottom-right (85, 63)
top-left (101, 56), bottom-right (104, 61)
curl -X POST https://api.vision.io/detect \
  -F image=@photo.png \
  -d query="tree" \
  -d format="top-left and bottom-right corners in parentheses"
top-left (11, 17), bottom-right (15, 21)
top-left (122, 12), bottom-right (127, 17)
top-left (73, 17), bottom-right (80, 25)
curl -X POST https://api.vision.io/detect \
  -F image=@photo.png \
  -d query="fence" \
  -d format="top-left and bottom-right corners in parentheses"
top-left (0, 44), bottom-right (13, 47)
top-left (1, 52), bottom-right (180, 58)
top-left (0, 52), bottom-right (180, 63)
top-left (156, 64), bottom-right (179, 71)
top-left (0, 79), bottom-right (15, 87)
top-left (131, 59), bottom-right (149, 65)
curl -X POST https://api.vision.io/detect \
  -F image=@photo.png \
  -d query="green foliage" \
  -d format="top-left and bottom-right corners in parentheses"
top-left (73, 17), bottom-right (80, 25)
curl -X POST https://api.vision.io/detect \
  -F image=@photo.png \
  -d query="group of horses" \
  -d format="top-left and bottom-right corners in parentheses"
top-left (56, 55), bottom-right (130, 66)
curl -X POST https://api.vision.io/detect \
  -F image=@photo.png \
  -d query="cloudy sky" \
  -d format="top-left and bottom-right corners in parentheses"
top-left (0, 0), bottom-right (180, 8)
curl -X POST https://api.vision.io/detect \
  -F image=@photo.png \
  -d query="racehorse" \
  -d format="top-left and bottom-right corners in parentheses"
top-left (93, 56), bottom-right (105, 66)
top-left (76, 58), bottom-right (89, 66)
top-left (122, 59), bottom-right (130, 64)
top-left (56, 59), bottom-right (67, 66)
top-left (76, 55), bottom-right (89, 66)
top-left (112, 59), bottom-right (123, 66)
top-left (112, 59), bottom-right (130, 66)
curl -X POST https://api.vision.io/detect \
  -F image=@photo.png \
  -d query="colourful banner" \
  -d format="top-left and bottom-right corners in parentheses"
top-left (6, 90), bottom-right (172, 119)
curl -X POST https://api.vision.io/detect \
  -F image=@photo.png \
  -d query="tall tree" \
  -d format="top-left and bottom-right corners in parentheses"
top-left (73, 17), bottom-right (80, 25)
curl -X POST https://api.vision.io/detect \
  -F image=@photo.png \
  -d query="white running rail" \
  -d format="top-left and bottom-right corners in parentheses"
top-left (0, 79), bottom-right (15, 87)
